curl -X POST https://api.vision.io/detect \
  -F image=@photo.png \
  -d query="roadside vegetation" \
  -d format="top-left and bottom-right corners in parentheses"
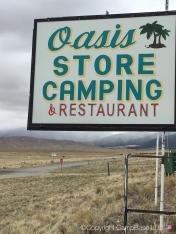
top-left (0, 152), bottom-right (175, 234)
top-left (0, 150), bottom-right (120, 169)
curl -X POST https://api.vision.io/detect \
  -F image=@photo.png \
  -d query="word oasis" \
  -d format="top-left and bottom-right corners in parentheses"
top-left (28, 14), bottom-right (176, 130)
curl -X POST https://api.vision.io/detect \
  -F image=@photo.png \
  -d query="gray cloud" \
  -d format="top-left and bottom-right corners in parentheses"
top-left (0, 33), bottom-right (31, 52)
top-left (0, 51), bottom-right (30, 111)
top-left (0, 0), bottom-right (168, 38)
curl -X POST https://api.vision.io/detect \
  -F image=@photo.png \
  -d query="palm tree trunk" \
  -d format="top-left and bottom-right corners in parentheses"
top-left (158, 35), bottom-right (161, 45)
top-left (153, 33), bottom-right (157, 46)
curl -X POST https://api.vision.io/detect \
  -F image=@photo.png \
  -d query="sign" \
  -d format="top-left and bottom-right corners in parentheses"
top-left (164, 152), bottom-right (176, 175)
top-left (28, 11), bottom-right (176, 131)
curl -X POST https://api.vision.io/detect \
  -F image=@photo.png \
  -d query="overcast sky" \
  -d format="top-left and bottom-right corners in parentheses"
top-left (0, 0), bottom-right (176, 137)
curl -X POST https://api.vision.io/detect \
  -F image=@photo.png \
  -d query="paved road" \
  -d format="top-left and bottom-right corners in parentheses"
top-left (0, 159), bottom-right (111, 179)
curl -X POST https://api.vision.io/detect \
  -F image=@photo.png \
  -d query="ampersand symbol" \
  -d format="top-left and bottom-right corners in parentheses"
top-left (48, 104), bottom-right (56, 116)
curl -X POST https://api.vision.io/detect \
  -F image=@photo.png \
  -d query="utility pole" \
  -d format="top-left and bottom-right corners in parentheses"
top-left (155, 133), bottom-right (159, 206)
top-left (165, 0), bottom-right (169, 11)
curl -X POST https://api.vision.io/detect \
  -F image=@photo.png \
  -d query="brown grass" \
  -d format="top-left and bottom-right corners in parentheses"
top-left (0, 150), bottom-right (118, 169)
top-left (0, 153), bottom-right (175, 234)
top-left (0, 148), bottom-right (152, 169)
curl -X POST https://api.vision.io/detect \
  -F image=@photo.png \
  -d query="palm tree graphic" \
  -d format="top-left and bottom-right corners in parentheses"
top-left (139, 21), bottom-right (170, 48)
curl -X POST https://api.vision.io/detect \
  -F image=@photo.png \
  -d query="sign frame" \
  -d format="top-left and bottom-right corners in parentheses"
top-left (27, 10), bottom-right (176, 131)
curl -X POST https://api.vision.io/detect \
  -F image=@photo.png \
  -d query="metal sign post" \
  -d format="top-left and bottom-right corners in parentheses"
top-left (160, 132), bottom-right (165, 230)
top-left (155, 132), bottom-right (160, 206)
top-left (124, 155), bottom-right (129, 234)
top-left (159, 0), bottom-right (169, 228)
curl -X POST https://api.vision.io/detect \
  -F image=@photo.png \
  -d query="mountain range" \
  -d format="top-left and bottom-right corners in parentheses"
top-left (0, 130), bottom-right (175, 151)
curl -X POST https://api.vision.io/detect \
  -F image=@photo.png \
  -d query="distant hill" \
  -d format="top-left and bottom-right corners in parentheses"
top-left (0, 136), bottom-right (98, 152)
top-left (0, 128), bottom-right (112, 143)
top-left (0, 133), bottom-right (176, 151)
top-left (93, 132), bottom-right (176, 149)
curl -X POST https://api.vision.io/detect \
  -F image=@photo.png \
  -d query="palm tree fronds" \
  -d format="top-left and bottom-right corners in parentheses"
top-left (139, 21), bottom-right (170, 48)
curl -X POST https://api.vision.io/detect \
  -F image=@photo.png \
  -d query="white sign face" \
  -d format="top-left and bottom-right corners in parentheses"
top-left (28, 12), bottom-right (176, 131)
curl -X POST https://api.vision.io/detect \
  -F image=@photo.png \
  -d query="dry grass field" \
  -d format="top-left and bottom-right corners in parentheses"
top-left (0, 148), bottom-right (143, 169)
top-left (0, 150), bottom-right (115, 169)
top-left (0, 151), bottom-right (175, 234)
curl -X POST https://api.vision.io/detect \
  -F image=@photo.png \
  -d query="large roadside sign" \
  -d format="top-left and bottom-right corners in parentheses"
top-left (28, 11), bottom-right (176, 131)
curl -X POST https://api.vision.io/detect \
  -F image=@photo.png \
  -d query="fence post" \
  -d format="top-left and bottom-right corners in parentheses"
top-left (107, 162), bottom-right (110, 176)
